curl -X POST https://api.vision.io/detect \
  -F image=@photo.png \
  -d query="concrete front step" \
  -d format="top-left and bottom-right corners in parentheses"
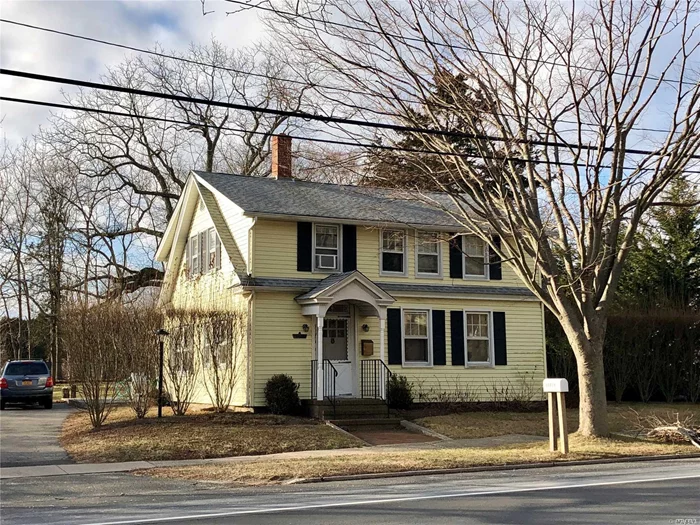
top-left (306, 397), bottom-right (390, 420)
top-left (329, 417), bottom-right (402, 429)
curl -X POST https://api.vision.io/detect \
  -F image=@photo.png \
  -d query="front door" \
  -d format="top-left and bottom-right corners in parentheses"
top-left (323, 318), bottom-right (353, 396)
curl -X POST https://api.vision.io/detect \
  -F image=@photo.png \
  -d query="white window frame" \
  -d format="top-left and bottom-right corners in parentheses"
top-left (380, 229), bottom-right (408, 276)
top-left (462, 235), bottom-right (490, 280)
top-left (312, 223), bottom-right (342, 273)
top-left (415, 231), bottom-right (442, 278)
top-left (207, 228), bottom-right (217, 272)
top-left (190, 234), bottom-right (200, 277)
top-left (401, 308), bottom-right (433, 367)
top-left (464, 310), bottom-right (494, 368)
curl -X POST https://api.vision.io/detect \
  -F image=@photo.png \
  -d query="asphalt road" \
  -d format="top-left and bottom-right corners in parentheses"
top-left (0, 403), bottom-right (74, 467)
top-left (1, 458), bottom-right (698, 524)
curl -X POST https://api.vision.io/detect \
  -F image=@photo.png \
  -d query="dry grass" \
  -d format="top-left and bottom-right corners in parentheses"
top-left (140, 435), bottom-right (697, 485)
top-left (61, 406), bottom-right (364, 463)
top-left (416, 403), bottom-right (700, 439)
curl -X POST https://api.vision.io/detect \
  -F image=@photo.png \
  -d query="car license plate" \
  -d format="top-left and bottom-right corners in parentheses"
top-left (22, 380), bottom-right (32, 386)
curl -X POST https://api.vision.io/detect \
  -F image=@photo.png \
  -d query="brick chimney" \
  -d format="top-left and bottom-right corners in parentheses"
top-left (271, 134), bottom-right (292, 179)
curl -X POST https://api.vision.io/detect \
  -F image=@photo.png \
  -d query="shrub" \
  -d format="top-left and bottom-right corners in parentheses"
top-left (264, 374), bottom-right (300, 415)
top-left (388, 374), bottom-right (413, 409)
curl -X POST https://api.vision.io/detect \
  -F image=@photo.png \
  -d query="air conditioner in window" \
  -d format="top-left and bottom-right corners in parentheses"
top-left (316, 254), bottom-right (338, 270)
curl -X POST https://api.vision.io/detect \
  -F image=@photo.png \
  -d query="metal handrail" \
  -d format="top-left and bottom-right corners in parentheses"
top-left (360, 359), bottom-right (392, 416)
top-left (310, 359), bottom-right (338, 418)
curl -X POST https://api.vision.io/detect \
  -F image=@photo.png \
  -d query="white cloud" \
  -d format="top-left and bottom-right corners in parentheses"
top-left (0, 0), bottom-right (266, 142)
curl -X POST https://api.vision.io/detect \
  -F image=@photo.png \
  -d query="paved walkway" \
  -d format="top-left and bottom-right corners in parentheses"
top-left (0, 433), bottom-right (546, 479)
top-left (0, 403), bottom-right (75, 468)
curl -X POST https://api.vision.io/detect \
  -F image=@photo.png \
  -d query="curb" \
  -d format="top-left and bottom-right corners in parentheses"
top-left (289, 453), bottom-right (700, 484)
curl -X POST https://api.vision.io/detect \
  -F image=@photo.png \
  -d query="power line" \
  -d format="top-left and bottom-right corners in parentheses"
top-left (4, 95), bottom-right (700, 174)
top-left (0, 18), bottom-right (361, 98)
top-left (223, 0), bottom-right (695, 87)
top-left (0, 17), bottom-right (679, 136)
top-left (3, 68), bottom-right (697, 161)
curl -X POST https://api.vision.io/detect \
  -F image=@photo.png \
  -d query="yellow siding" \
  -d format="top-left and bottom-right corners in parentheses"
top-left (250, 291), bottom-right (545, 406)
top-left (359, 297), bottom-right (545, 402)
top-left (166, 196), bottom-right (251, 406)
top-left (252, 292), bottom-right (313, 405)
top-left (209, 188), bottom-right (253, 273)
top-left (253, 218), bottom-right (525, 287)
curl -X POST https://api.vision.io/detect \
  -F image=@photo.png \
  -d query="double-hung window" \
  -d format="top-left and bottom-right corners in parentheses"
top-left (416, 231), bottom-right (441, 276)
top-left (190, 234), bottom-right (200, 276)
top-left (188, 228), bottom-right (221, 277)
top-left (314, 224), bottom-right (340, 271)
top-left (463, 235), bottom-right (488, 279)
top-left (403, 309), bottom-right (431, 365)
top-left (381, 229), bottom-right (406, 274)
top-left (208, 229), bottom-right (217, 271)
top-left (466, 312), bottom-right (492, 365)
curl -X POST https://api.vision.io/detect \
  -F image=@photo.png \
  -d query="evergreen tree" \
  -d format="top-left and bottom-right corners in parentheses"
top-left (616, 177), bottom-right (700, 311)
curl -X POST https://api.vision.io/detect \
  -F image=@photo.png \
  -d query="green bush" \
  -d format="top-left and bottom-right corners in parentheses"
top-left (388, 374), bottom-right (413, 409)
top-left (264, 374), bottom-right (300, 415)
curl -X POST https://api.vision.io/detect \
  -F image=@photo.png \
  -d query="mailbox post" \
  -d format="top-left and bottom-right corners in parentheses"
top-left (543, 378), bottom-right (569, 454)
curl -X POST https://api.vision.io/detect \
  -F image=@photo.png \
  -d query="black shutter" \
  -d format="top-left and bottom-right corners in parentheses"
top-left (387, 308), bottom-right (402, 365)
top-left (489, 235), bottom-right (502, 281)
top-left (432, 310), bottom-right (446, 365)
top-left (297, 222), bottom-right (312, 272)
top-left (449, 234), bottom-right (462, 278)
top-left (450, 310), bottom-right (465, 366)
top-left (342, 224), bottom-right (357, 272)
top-left (493, 312), bottom-right (507, 365)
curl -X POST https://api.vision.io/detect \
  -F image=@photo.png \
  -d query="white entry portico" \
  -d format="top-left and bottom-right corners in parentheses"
top-left (296, 271), bottom-right (395, 401)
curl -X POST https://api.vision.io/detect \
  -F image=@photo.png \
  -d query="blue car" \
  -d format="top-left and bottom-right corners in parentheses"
top-left (0, 360), bottom-right (54, 410)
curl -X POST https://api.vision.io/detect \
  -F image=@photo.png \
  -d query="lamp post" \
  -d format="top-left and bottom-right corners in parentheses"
top-left (155, 329), bottom-right (169, 418)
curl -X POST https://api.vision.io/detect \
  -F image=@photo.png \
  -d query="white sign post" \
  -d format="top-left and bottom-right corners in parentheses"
top-left (543, 378), bottom-right (569, 454)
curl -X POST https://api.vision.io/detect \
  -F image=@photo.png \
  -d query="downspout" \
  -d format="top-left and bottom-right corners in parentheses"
top-left (246, 290), bottom-right (255, 408)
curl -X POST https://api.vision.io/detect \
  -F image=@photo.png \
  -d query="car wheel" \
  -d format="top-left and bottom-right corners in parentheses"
top-left (44, 398), bottom-right (53, 409)
top-left (0, 400), bottom-right (5, 410)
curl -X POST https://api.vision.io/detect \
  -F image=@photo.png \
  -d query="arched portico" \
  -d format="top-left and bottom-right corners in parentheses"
top-left (295, 271), bottom-right (394, 400)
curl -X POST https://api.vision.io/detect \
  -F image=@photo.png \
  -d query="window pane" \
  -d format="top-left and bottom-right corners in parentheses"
top-left (404, 311), bottom-right (428, 336)
top-left (405, 339), bottom-right (428, 362)
top-left (468, 340), bottom-right (490, 362)
top-left (417, 232), bottom-right (439, 254)
top-left (464, 236), bottom-right (485, 257)
top-left (382, 252), bottom-right (404, 273)
top-left (417, 254), bottom-right (439, 274)
top-left (466, 314), bottom-right (489, 337)
top-left (316, 226), bottom-right (338, 248)
top-left (382, 230), bottom-right (404, 252)
top-left (465, 256), bottom-right (485, 276)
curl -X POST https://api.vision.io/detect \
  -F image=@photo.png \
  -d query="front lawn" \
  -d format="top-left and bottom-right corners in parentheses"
top-left (140, 435), bottom-right (697, 485)
top-left (61, 406), bottom-right (364, 463)
top-left (415, 403), bottom-right (700, 440)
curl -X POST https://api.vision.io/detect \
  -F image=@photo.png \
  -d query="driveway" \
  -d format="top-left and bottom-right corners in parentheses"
top-left (0, 403), bottom-right (75, 468)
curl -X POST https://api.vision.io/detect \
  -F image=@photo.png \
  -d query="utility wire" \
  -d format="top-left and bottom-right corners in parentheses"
top-left (0, 17), bottom-right (679, 136)
top-left (3, 68), bottom-right (697, 161)
top-left (223, 0), bottom-right (695, 87)
top-left (4, 95), bottom-right (700, 174)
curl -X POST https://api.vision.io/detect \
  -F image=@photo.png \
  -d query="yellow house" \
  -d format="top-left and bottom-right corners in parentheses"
top-left (155, 137), bottom-right (546, 411)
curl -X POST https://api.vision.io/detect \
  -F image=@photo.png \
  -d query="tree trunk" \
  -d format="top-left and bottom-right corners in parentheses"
top-left (572, 339), bottom-right (610, 437)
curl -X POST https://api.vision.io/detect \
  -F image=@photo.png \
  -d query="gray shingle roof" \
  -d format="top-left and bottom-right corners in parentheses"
top-left (295, 271), bottom-right (358, 300)
top-left (194, 171), bottom-right (462, 227)
top-left (237, 276), bottom-right (534, 298)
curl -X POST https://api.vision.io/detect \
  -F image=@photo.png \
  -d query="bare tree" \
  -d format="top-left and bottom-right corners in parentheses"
top-left (163, 309), bottom-right (202, 416)
top-left (270, 0), bottom-right (700, 436)
top-left (199, 310), bottom-right (247, 412)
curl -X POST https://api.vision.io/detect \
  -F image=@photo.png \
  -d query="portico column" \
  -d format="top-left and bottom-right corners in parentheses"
top-left (379, 316), bottom-right (387, 399)
top-left (316, 315), bottom-right (324, 401)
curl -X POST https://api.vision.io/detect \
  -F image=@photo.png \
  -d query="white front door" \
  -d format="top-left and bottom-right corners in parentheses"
top-left (323, 318), bottom-right (353, 396)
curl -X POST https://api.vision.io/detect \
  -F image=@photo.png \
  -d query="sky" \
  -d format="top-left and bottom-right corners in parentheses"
top-left (0, 0), bottom-right (264, 143)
